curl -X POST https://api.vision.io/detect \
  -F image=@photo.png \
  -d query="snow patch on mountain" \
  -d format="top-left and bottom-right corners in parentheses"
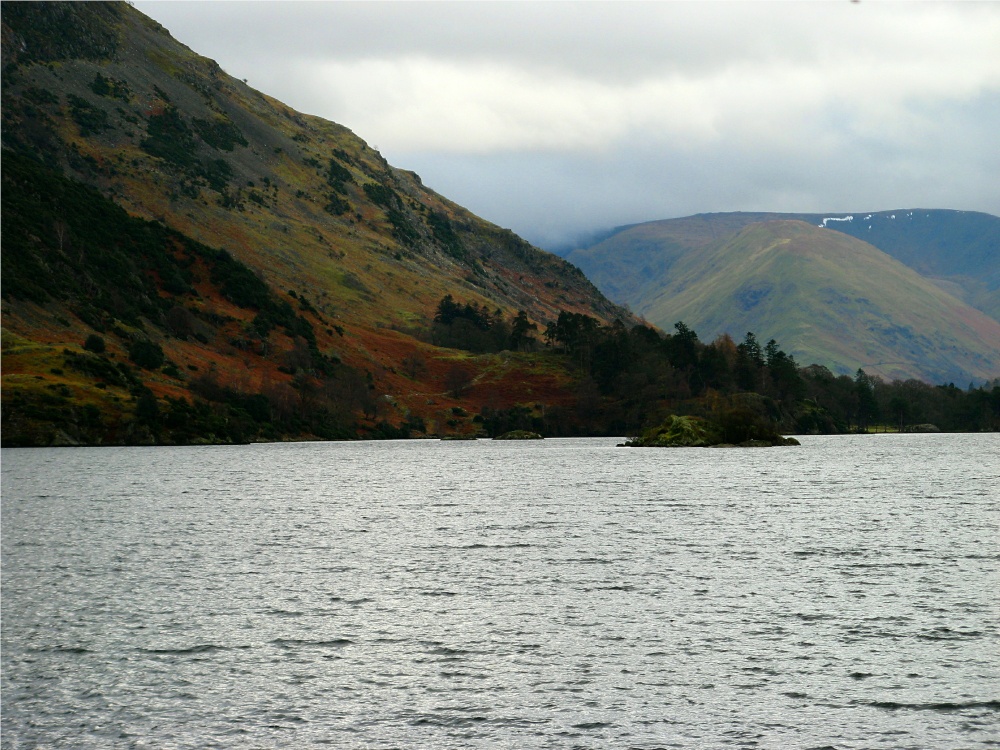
top-left (819, 215), bottom-right (854, 228)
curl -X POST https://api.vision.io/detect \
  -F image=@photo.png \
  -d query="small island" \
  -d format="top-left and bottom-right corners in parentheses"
top-left (623, 414), bottom-right (799, 448)
top-left (493, 430), bottom-right (544, 440)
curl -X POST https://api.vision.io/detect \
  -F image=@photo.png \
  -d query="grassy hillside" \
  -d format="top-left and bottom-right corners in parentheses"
top-left (566, 210), bottom-right (1000, 320)
top-left (563, 213), bottom-right (775, 305)
top-left (632, 221), bottom-right (1000, 384)
top-left (1, 2), bottom-right (632, 445)
top-left (803, 210), bottom-right (1000, 320)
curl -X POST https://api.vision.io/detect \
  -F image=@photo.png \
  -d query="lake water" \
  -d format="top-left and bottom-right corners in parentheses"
top-left (2, 435), bottom-right (998, 749)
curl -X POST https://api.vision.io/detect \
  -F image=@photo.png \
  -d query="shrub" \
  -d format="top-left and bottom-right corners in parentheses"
top-left (326, 158), bottom-right (354, 192)
top-left (324, 195), bottom-right (350, 215)
top-left (363, 182), bottom-right (399, 208)
top-left (128, 339), bottom-right (164, 370)
top-left (89, 73), bottom-right (130, 101)
top-left (141, 106), bottom-right (197, 168)
top-left (83, 334), bottom-right (106, 353)
top-left (66, 93), bottom-right (109, 136)
top-left (192, 117), bottom-right (247, 151)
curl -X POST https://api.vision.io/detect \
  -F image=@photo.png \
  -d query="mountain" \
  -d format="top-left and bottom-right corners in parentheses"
top-left (563, 210), bottom-right (1000, 319)
top-left (564, 213), bottom-right (1000, 384)
top-left (798, 210), bottom-right (1000, 320)
top-left (1, 1), bottom-right (631, 445)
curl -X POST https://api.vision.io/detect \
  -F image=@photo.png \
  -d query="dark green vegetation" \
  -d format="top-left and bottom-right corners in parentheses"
top-left (564, 216), bottom-right (1000, 385)
top-left (1, 1), bottom-right (618, 323)
top-left (623, 414), bottom-right (799, 448)
top-left (0, 1), bottom-right (121, 65)
top-left (430, 294), bottom-right (1000, 437)
top-left (430, 295), bottom-right (538, 353)
top-left (7, 141), bottom-right (993, 445)
top-left (1, 152), bottom-right (372, 445)
top-left (533, 312), bottom-right (1000, 436)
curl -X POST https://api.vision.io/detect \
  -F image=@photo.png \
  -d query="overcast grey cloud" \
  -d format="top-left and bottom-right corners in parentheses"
top-left (133, 1), bottom-right (1000, 248)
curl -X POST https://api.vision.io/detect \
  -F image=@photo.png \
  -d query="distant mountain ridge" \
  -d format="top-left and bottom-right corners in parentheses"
top-left (563, 209), bottom-right (1000, 320)
top-left (564, 214), bottom-right (1000, 384)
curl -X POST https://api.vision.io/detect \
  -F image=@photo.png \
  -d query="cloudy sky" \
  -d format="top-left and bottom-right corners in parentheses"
top-left (133, 1), bottom-right (1000, 249)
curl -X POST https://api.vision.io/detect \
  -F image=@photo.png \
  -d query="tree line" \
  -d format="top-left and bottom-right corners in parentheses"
top-left (432, 298), bottom-right (1000, 436)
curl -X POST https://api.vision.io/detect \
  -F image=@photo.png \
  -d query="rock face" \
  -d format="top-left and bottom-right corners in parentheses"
top-left (623, 415), bottom-right (799, 448)
top-left (494, 430), bottom-right (544, 440)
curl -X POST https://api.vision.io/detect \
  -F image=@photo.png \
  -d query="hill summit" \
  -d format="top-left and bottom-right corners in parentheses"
top-left (565, 213), bottom-right (1000, 384)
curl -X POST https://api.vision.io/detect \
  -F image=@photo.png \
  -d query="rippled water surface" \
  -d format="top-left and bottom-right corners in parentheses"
top-left (2, 435), bottom-right (998, 748)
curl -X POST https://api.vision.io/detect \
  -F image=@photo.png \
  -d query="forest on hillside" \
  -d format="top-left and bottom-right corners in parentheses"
top-left (428, 294), bottom-right (1000, 438)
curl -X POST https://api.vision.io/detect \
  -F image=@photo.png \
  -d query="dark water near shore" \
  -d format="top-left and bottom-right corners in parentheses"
top-left (2, 434), bottom-right (998, 749)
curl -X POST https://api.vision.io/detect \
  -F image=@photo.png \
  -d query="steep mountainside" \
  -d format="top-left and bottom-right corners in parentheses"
top-left (631, 220), bottom-right (1000, 384)
top-left (564, 210), bottom-right (1000, 320)
top-left (2, 3), bottom-right (622, 327)
top-left (1, 2), bottom-right (631, 445)
top-left (802, 210), bottom-right (1000, 318)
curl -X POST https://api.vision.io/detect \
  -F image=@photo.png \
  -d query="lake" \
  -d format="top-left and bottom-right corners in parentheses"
top-left (2, 434), bottom-right (998, 748)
